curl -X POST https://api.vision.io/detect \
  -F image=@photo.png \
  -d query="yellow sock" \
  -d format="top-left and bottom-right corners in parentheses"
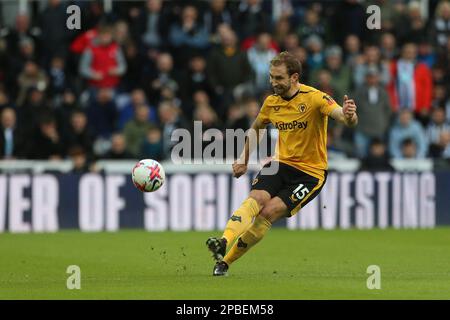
top-left (223, 215), bottom-right (272, 266)
top-left (222, 197), bottom-right (260, 246)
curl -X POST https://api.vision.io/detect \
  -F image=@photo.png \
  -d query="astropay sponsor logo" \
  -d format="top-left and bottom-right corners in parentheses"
top-left (275, 120), bottom-right (308, 131)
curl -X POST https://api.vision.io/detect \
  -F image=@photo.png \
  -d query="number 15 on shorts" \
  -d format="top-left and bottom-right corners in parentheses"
top-left (292, 184), bottom-right (310, 201)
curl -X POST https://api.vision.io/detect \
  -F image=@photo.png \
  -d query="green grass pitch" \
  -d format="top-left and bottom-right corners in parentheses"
top-left (1, 228), bottom-right (449, 299)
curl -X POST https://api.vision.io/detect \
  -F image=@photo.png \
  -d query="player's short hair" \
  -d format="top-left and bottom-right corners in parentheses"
top-left (270, 51), bottom-right (302, 77)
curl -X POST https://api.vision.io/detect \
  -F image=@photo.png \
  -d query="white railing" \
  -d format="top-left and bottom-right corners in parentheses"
top-left (390, 159), bottom-right (434, 171)
top-left (0, 158), bottom-right (435, 174)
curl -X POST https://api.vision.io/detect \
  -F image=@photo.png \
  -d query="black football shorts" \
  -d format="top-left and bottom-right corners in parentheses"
top-left (250, 161), bottom-right (327, 216)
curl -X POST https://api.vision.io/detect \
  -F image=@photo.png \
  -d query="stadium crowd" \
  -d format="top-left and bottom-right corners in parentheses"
top-left (0, 0), bottom-right (450, 172)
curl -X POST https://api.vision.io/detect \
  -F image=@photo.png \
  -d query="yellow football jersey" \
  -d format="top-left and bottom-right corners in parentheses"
top-left (256, 83), bottom-right (340, 181)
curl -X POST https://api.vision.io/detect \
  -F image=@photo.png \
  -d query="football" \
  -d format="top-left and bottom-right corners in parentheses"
top-left (131, 159), bottom-right (165, 192)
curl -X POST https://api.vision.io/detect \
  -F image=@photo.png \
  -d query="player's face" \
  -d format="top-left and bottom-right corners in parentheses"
top-left (269, 65), bottom-right (296, 96)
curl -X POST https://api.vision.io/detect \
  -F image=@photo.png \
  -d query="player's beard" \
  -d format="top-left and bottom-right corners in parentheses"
top-left (273, 83), bottom-right (291, 97)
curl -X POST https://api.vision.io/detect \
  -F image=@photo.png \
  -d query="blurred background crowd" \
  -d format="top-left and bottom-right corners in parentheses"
top-left (0, 0), bottom-right (450, 172)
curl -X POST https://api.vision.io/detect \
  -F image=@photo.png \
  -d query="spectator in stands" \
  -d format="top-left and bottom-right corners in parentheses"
top-left (179, 55), bottom-right (214, 110)
top-left (159, 84), bottom-right (182, 110)
top-left (204, 0), bottom-right (234, 41)
top-left (169, 5), bottom-right (210, 66)
top-left (326, 124), bottom-right (353, 159)
top-left (224, 98), bottom-right (262, 159)
top-left (69, 25), bottom-right (98, 56)
top-left (343, 34), bottom-right (361, 70)
top-left (112, 20), bottom-right (135, 91)
top-left (333, 0), bottom-right (366, 44)
top-left (226, 103), bottom-right (246, 130)
top-left (380, 32), bottom-right (398, 61)
top-left (56, 89), bottom-right (79, 129)
top-left (0, 107), bottom-right (24, 159)
top-left (16, 60), bottom-right (48, 107)
top-left (158, 101), bottom-right (191, 159)
top-left (28, 115), bottom-right (65, 160)
top-left (131, 0), bottom-right (169, 51)
top-left (387, 43), bottom-right (433, 117)
top-left (0, 39), bottom-right (16, 96)
top-left (191, 90), bottom-right (215, 121)
top-left (113, 20), bottom-right (132, 47)
top-left (121, 39), bottom-right (142, 92)
top-left (360, 138), bottom-right (394, 171)
top-left (194, 103), bottom-right (223, 156)
top-left (141, 125), bottom-right (163, 161)
top-left (68, 146), bottom-right (93, 173)
top-left (352, 67), bottom-right (392, 158)
top-left (247, 32), bottom-right (278, 94)
top-left (430, 0), bottom-right (450, 50)
top-left (400, 138), bottom-right (418, 159)
top-left (18, 86), bottom-right (52, 132)
top-left (304, 35), bottom-right (324, 71)
top-left (79, 24), bottom-right (127, 91)
top-left (271, 0), bottom-right (295, 23)
top-left (146, 52), bottom-right (180, 105)
top-left (432, 83), bottom-right (448, 109)
top-left (291, 46), bottom-right (309, 83)
top-left (426, 107), bottom-right (450, 158)
top-left (297, 8), bottom-right (327, 43)
top-left (117, 88), bottom-right (157, 130)
top-left (64, 110), bottom-right (94, 160)
top-left (389, 109), bottom-right (428, 159)
top-left (390, 1), bottom-right (412, 45)
top-left (81, 0), bottom-right (105, 31)
top-left (37, 0), bottom-right (71, 65)
top-left (207, 25), bottom-right (252, 116)
top-left (123, 104), bottom-right (154, 158)
top-left (5, 14), bottom-right (39, 57)
top-left (48, 55), bottom-right (68, 101)
top-left (417, 41), bottom-right (437, 68)
top-left (103, 133), bottom-right (133, 159)
top-left (354, 45), bottom-right (390, 88)
top-left (236, 0), bottom-right (270, 40)
top-left (12, 37), bottom-right (37, 76)
top-left (228, 98), bottom-right (260, 131)
top-left (436, 37), bottom-right (450, 83)
top-left (0, 89), bottom-right (11, 110)
top-left (273, 16), bottom-right (291, 49)
top-left (281, 32), bottom-right (300, 52)
top-left (376, 0), bottom-right (398, 34)
top-left (401, 1), bottom-right (428, 44)
top-left (315, 69), bottom-right (341, 102)
top-left (243, 98), bottom-right (260, 124)
top-left (86, 88), bottom-right (118, 141)
top-left (431, 64), bottom-right (446, 86)
top-left (311, 46), bottom-right (351, 99)
top-left (194, 101), bottom-right (222, 132)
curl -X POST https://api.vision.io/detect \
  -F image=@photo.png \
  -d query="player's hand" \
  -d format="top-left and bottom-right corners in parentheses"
top-left (232, 161), bottom-right (247, 178)
top-left (342, 95), bottom-right (357, 122)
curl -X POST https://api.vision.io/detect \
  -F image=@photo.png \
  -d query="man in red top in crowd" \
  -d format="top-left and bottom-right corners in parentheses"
top-left (387, 43), bottom-right (433, 118)
top-left (79, 23), bottom-right (127, 90)
top-left (70, 27), bottom-right (97, 55)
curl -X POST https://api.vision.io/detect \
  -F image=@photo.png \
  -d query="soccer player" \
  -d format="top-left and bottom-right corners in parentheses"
top-left (206, 51), bottom-right (358, 276)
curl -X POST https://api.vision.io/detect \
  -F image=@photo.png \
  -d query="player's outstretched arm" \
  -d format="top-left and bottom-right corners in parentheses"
top-left (233, 117), bottom-right (267, 178)
top-left (330, 95), bottom-right (358, 128)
